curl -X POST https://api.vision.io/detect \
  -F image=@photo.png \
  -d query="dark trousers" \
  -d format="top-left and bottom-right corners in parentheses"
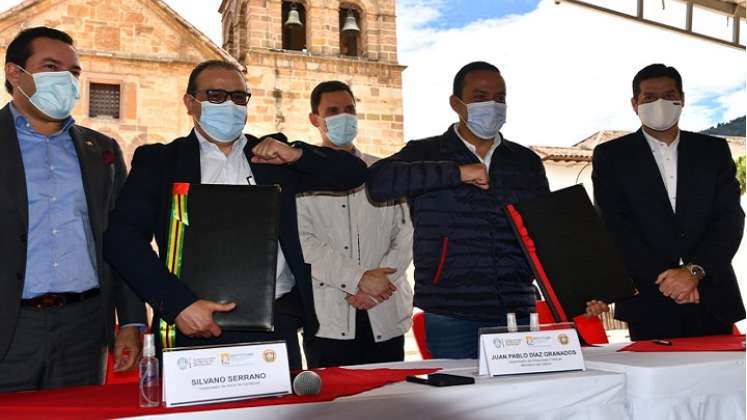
top-left (168, 289), bottom-right (304, 370)
top-left (424, 312), bottom-right (530, 359)
top-left (0, 296), bottom-right (106, 392)
top-left (627, 305), bottom-right (733, 341)
top-left (304, 310), bottom-right (404, 368)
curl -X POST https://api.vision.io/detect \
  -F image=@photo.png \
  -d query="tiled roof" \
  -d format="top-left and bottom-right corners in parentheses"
top-left (530, 146), bottom-right (593, 162)
top-left (532, 130), bottom-right (746, 162)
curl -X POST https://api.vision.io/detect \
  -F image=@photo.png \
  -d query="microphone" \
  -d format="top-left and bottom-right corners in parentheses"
top-left (292, 370), bottom-right (322, 396)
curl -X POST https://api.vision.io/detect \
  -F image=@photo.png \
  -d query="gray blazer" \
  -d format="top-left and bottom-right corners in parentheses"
top-left (0, 103), bottom-right (146, 361)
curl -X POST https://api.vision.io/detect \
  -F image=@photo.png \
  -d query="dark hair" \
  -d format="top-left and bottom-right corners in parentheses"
top-left (4, 26), bottom-right (74, 94)
top-left (452, 61), bottom-right (501, 99)
top-left (632, 64), bottom-right (683, 98)
top-left (310, 80), bottom-right (355, 114)
top-left (186, 60), bottom-right (243, 95)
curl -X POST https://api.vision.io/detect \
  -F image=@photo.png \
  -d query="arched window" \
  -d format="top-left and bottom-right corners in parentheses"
top-left (282, 1), bottom-right (307, 51)
top-left (339, 5), bottom-right (362, 57)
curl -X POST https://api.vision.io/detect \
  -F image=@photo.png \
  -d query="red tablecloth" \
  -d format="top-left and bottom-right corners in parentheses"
top-left (0, 367), bottom-right (439, 419)
top-left (618, 334), bottom-right (746, 352)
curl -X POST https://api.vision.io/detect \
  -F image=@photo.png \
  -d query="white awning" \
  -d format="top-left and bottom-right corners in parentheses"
top-left (555, 0), bottom-right (746, 49)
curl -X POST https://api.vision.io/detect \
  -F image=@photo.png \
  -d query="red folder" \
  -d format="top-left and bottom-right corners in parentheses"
top-left (505, 185), bottom-right (637, 321)
top-left (618, 335), bottom-right (746, 352)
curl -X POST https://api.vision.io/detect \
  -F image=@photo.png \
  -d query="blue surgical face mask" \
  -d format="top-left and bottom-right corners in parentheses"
top-left (459, 99), bottom-right (507, 140)
top-left (17, 66), bottom-right (80, 120)
top-left (195, 99), bottom-right (247, 143)
top-left (324, 113), bottom-right (358, 146)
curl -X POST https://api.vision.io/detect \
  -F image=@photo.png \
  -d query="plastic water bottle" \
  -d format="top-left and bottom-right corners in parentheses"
top-left (139, 333), bottom-right (161, 408)
top-left (506, 312), bottom-right (518, 333)
top-left (530, 312), bottom-right (540, 332)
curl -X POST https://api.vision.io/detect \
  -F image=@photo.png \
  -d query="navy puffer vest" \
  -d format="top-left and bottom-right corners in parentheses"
top-left (368, 126), bottom-right (550, 321)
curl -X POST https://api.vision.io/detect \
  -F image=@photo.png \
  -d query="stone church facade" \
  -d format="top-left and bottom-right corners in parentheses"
top-left (0, 0), bottom-right (404, 166)
top-left (220, 0), bottom-right (404, 156)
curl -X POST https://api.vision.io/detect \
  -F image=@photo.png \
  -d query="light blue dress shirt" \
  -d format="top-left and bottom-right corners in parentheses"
top-left (11, 103), bottom-right (99, 299)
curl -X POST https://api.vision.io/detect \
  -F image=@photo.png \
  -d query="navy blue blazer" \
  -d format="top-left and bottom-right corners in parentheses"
top-left (103, 131), bottom-right (367, 336)
top-left (592, 129), bottom-right (745, 325)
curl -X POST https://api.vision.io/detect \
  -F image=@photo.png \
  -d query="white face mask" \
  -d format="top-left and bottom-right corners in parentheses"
top-left (459, 99), bottom-right (507, 139)
top-left (195, 100), bottom-right (247, 143)
top-left (324, 113), bottom-right (358, 146)
top-left (637, 99), bottom-right (682, 131)
top-left (17, 66), bottom-right (80, 120)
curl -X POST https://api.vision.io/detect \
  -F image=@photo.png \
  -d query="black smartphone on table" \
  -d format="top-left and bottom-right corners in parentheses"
top-left (405, 373), bottom-right (475, 387)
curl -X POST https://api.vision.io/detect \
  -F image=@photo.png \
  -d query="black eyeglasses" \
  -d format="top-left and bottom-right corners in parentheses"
top-left (194, 89), bottom-right (252, 106)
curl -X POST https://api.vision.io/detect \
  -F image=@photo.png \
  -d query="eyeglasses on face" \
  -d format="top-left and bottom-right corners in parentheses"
top-left (193, 89), bottom-right (252, 105)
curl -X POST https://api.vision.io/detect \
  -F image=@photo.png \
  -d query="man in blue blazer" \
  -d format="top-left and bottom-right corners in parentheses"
top-left (104, 60), bottom-right (367, 369)
top-left (0, 27), bottom-right (145, 391)
top-left (589, 64), bottom-right (744, 340)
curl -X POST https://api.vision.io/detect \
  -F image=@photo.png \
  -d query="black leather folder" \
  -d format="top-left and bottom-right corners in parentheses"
top-left (505, 184), bottom-right (637, 320)
top-left (179, 184), bottom-right (281, 331)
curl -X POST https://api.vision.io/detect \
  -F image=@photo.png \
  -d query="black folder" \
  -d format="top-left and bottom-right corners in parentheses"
top-left (505, 184), bottom-right (637, 321)
top-left (179, 184), bottom-right (281, 331)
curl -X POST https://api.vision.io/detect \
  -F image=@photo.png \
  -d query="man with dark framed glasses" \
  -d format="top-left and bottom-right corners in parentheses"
top-left (104, 59), bottom-right (368, 369)
top-left (198, 89), bottom-right (251, 106)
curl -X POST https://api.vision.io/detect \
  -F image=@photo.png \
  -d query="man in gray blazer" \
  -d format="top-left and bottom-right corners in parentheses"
top-left (0, 26), bottom-right (146, 391)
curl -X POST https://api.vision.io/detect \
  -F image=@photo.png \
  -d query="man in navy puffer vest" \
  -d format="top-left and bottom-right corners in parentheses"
top-left (367, 61), bottom-right (550, 359)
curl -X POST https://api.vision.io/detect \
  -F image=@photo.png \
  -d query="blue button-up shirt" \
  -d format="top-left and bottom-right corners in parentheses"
top-left (11, 103), bottom-right (99, 299)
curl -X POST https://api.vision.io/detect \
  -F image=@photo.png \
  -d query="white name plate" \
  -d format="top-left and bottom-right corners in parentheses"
top-left (478, 328), bottom-right (585, 376)
top-left (162, 341), bottom-right (292, 408)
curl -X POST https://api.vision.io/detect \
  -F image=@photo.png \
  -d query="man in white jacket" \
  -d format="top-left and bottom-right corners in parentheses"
top-left (298, 81), bottom-right (414, 368)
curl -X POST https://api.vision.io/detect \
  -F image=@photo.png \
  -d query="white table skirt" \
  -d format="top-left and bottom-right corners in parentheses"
top-left (583, 344), bottom-right (746, 420)
top-left (134, 359), bottom-right (627, 420)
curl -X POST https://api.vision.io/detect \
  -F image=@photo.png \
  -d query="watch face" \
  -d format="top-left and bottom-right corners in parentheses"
top-left (690, 265), bottom-right (705, 278)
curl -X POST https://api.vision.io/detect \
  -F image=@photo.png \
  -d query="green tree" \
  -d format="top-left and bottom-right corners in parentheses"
top-left (737, 156), bottom-right (746, 195)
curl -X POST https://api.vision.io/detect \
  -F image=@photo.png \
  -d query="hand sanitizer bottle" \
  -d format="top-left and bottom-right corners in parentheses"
top-left (139, 333), bottom-right (161, 407)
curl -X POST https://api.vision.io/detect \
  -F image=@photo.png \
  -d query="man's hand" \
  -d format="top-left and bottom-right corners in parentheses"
top-left (112, 325), bottom-right (142, 372)
top-left (675, 288), bottom-right (701, 305)
top-left (345, 292), bottom-right (379, 310)
top-left (359, 267), bottom-right (397, 300)
top-left (175, 300), bottom-right (236, 338)
top-left (251, 137), bottom-right (302, 165)
top-left (459, 163), bottom-right (489, 190)
top-left (656, 268), bottom-right (699, 301)
top-left (584, 300), bottom-right (610, 318)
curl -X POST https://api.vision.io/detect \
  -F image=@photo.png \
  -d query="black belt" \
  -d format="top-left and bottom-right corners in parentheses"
top-left (21, 288), bottom-right (100, 309)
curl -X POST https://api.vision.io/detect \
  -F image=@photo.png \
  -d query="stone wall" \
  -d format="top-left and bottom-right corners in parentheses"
top-left (0, 0), bottom-right (228, 166)
top-left (221, 0), bottom-right (404, 157)
top-left (243, 50), bottom-right (404, 156)
top-left (0, 0), bottom-right (405, 164)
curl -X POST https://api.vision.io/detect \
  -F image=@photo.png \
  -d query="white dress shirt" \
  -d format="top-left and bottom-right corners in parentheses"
top-left (196, 130), bottom-right (295, 298)
top-left (453, 123), bottom-right (502, 169)
top-left (642, 129), bottom-right (680, 212)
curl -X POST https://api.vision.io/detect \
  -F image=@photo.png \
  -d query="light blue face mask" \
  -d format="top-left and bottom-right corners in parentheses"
top-left (325, 113), bottom-right (358, 146)
top-left (18, 66), bottom-right (80, 120)
top-left (460, 99), bottom-right (507, 140)
top-left (195, 100), bottom-right (247, 143)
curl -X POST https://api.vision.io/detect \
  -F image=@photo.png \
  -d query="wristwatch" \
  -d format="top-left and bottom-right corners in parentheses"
top-left (683, 263), bottom-right (706, 281)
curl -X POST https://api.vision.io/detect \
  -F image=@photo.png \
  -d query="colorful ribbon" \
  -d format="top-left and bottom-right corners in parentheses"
top-left (160, 182), bottom-right (190, 348)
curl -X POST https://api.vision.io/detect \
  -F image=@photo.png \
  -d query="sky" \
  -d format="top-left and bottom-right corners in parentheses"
top-left (0, 0), bottom-right (744, 147)
top-left (396, 0), bottom-right (746, 145)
